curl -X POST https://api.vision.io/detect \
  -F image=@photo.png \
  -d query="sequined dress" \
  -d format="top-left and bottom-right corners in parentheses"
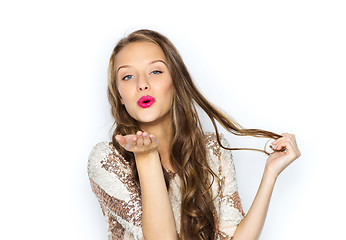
top-left (88, 133), bottom-right (245, 240)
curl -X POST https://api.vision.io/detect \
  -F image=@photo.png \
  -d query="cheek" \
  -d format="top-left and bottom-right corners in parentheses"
top-left (117, 86), bottom-right (136, 114)
top-left (161, 78), bottom-right (174, 96)
top-left (117, 89), bottom-right (124, 104)
top-left (117, 84), bottom-right (128, 105)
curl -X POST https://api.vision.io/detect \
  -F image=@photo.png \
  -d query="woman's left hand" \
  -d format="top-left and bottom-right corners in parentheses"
top-left (265, 133), bottom-right (301, 178)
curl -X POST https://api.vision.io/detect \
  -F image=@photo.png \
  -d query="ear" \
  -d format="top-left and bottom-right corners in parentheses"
top-left (120, 97), bottom-right (124, 105)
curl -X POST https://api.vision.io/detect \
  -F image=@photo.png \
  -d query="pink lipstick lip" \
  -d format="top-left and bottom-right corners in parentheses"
top-left (137, 95), bottom-right (156, 108)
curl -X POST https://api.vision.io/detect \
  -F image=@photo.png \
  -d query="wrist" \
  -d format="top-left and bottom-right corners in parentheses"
top-left (134, 151), bottom-right (165, 183)
top-left (134, 150), bottom-right (160, 167)
top-left (263, 168), bottom-right (278, 183)
top-left (135, 150), bottom-right (159, 160)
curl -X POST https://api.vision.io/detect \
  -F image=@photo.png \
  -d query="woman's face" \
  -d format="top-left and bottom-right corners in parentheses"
top-left (115, 41), bottom-right (174, 125)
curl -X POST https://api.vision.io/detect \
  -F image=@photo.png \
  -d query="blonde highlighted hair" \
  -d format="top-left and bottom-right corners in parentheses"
top-left (107, 29), bottom-right (282, 239)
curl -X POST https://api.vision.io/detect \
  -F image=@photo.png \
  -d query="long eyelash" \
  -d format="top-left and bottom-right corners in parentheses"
top-left (122, 75), bottom-right (132, 80)
top-left (121, 71), bottom-right (161, 80)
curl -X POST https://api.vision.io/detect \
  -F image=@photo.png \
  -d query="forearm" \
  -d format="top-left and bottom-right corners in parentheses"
top-left (232, 172), bottom-right (276, 240)
top-left (136, 152), bottom-right (178, 240)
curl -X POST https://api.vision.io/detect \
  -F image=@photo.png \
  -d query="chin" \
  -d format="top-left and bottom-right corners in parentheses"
top-left (137, 117), bottom-right (160, 124)
top-left (136, 112), bottom-right (169, 125)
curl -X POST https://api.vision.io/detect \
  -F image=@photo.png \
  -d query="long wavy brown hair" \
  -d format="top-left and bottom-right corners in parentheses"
top-left (107, 29), bottom-right (282, 240)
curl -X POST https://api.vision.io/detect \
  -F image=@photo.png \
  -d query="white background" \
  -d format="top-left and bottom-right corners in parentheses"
top-left (1, 0), bottom-right (345, 239)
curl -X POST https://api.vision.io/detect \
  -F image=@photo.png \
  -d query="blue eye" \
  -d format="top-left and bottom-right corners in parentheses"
top-left (122, 75), bottom-right (133, 80)
top-left (151, 70), bottom-right (162, 75)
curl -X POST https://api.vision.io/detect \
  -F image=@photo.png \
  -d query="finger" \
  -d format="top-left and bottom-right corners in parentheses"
top-left (115, 135), bottom-right (126, 147)
top-left (272, 134), bottom-right (292, 148)
top-left (286, 134), bottom-right (299, 151)
top-left (149, 134), bottom-right (159, 145)
top-left (272, 136), bottom-right (291, 151)
top-left (272, 134), bottom-right (285, 145)
top-left (123, 134), bottom-right (137, 142)
top-left (274, 140), bottom-right (290, 152)
top-left (116, 134), bottom-right (136, 149)
top-left (272, 133), bottom-right (292, 143)
top-left (123, 134), bottom-right (136, 149)
top-left (277, 139), bottom-right (298, 156)
top-left (272, 133), bottom-right (301, 159)
top-left (272, 137), bottom-right (286, 150)
top-left (282, 133), bottom-right (298, 144)
top-left (275, 134), bottom-right (298, 152)
top-left (281, 134), bottom-right (300, 157)
top-left (136, 131), bottom-right (144, 146)
top-left (142, 132), bottom-right (151, 146)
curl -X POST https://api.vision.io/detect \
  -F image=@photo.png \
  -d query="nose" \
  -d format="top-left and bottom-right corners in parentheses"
top-left (137, 75), bottom-right (150, 92)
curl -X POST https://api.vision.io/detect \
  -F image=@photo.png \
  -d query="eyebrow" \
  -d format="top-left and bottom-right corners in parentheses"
top-left (116, 59), bottom-right (167, 73)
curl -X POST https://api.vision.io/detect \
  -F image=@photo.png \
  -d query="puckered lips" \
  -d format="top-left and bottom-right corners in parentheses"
top-left (137, 95), bottom-right (156, 108)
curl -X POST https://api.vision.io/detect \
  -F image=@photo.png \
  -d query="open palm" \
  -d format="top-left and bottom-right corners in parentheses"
top-left (115, 131), bottom-right (159, 156)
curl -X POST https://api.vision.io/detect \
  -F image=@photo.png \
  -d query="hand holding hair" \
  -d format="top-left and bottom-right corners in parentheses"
top-left (265, 133), bottom-right (301, 178)
top-left (232, 133), bottom-right (300, 239)
top-left (90, 28), bottom-right (301, 240)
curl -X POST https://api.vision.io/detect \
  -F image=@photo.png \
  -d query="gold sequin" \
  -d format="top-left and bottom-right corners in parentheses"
top-left (219, 191), bottom-right (245, 217)
top-left (205, 134), bottom-right (222, 160)
top-left (90, 178), bottom-right (142, 227)
top-left (108, 213), bottom-right (125, 239)
top-left (218, 230), bottom-right (233, 240)
top-left (230, 191), bottom-right (245, 217)
top-left (88, 133), bottom-right (244, 239)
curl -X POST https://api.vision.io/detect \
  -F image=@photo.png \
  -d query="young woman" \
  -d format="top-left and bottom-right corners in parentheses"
top-left (87, 29), bottom-right (301, 240)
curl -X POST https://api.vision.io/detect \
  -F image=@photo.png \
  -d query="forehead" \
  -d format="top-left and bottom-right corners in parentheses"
top-left (115, 41), bottom-right (167, 67)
